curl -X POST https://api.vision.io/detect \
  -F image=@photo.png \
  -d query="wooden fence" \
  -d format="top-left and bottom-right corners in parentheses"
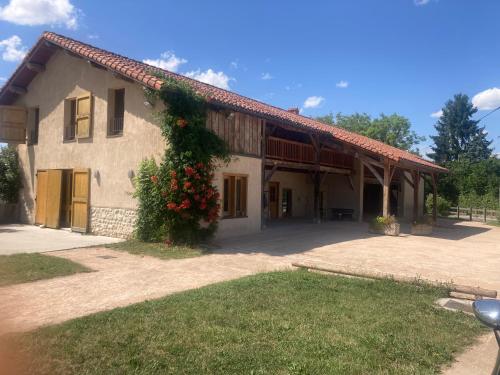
top-left (448, 206), bottom-right (498, 222)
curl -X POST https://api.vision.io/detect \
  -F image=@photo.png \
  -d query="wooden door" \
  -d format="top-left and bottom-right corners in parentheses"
top-left (35, 170), bottom-right (48, 225)
top-left (71, 169), bottom-right (90, 232)
top-left (269, 182), bottom-right (279, 219)
top-left (45, 170), bottom-right (63, 228)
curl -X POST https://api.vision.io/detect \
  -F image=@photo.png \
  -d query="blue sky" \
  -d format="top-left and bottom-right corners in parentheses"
top-left (1, 0), bottom-right (500, 155)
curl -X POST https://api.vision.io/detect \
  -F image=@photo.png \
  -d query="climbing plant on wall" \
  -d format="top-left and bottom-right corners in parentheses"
top-left (136, 77), bottom-right (229, 244)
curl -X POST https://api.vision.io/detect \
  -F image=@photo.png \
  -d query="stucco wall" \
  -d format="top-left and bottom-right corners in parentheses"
top-left (214, 155), bottom-right (262, 239)
top-left (267, 171), bottom-right (313, 219)
top-left (14, 50), bottom-right (165, 224)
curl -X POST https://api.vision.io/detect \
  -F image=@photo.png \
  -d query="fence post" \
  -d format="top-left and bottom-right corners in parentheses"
top-left (469, 207), bottom-right (472, 221)
top-left (457, 205), bottom-right (460, 220)
top-left (484, 208), bottom-right (487, 222)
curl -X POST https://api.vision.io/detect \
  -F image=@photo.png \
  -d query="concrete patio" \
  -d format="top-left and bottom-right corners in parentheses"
top-left (0, 219), bottom-right (498, 373)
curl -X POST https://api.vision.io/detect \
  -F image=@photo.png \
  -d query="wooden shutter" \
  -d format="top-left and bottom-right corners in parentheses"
top-left (240, 177), bottom-right (247, 216)
top-left (45, 170), bottom-right (63, 229)
top-left (71, 169), bottom-right (90, 232)
top-left (228, 176), bottom-right (235, 217)
top-left (76, 93), bottom-right (92, 139)
top-left (0, 105), bottom-right (27, 143)
top-left (35, 170), bottom-right (48, 225)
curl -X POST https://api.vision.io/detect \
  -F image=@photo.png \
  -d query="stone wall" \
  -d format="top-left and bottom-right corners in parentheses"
top-left (90, 206), bottom-right (136, 239)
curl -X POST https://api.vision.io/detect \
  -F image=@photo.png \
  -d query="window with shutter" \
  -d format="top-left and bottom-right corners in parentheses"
top-left (76, 92), bottom-right (92, 139)
top-left (27, 107), bottom-right (39, 145)
top-left (64, 99), bottom-right (77, 141)
top-left (107, 88), bottom-right (125, 136)
top-left (223, 174), bottom-right (248, 218)
top-left (0, 105), bottom-right (27, 143)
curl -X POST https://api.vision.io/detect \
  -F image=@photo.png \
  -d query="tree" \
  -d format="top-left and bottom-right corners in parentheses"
top-left (0, 146), bottom-right (21, 203)
top-left (429, 94), bottom-right (492, 163)
top-left (316, 112), bottom-right (425, 152)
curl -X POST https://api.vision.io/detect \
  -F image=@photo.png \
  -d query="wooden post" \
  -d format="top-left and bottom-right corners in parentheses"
top-left (469, 207), bottom-right (472, 221)
top-left (383, 159), bottom-right (390, 217)
top-left (412, 170), bottom-right (419, 222)
top-left (484, 207), bottom-right (487, 222)
top-left (312, 135), bottom-right (321, 223)
top-left (457, 205), bottom-right (460, 220)
top-left (358, 158), bottom-right (364, 222)
top-left (431, 173), bottom-right (437, 222)
top-left (261, 120), bottom-right (267, 230)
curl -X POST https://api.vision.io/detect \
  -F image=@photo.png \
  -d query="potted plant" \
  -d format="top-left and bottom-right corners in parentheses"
top-left (411, 215), bottom-right (433, 236)
top-left (369, 215), bottom-right (400, 236)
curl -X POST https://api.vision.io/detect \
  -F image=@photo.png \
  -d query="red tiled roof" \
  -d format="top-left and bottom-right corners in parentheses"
top-left (1, 32), bottom-right (447, 173)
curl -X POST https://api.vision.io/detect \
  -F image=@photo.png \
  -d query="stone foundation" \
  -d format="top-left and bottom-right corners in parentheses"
top-left (90, 207), bottom-right (136, 239)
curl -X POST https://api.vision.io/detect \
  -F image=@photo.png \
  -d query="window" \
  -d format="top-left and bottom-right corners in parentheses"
top-left (64, 98), bottom-right (76, 141)
top-left (108, 88), bottom-right (125, 136)
top-left (27, 107), bottom-right (39, 145)
top-left (223, 174), bottom-right (248, 218)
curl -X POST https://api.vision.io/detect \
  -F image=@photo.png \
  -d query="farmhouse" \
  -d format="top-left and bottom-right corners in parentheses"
top-left (0, 32), bottom-right (447, 239)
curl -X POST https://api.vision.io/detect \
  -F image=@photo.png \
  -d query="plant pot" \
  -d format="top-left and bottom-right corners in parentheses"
top-left (411, 223), bottom-right (433, 236)
top-left (370, 223), bottom-right (400, 236)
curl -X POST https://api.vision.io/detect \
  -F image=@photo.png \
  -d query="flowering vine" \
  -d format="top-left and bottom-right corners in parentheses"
top-left (136, 77), bottom-right (229, 244)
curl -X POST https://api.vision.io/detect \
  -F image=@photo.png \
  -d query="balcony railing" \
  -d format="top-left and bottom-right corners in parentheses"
top-left (266, 136), bottom-right (353, 169)
top-left (108, 117), bottom-right (124, 136)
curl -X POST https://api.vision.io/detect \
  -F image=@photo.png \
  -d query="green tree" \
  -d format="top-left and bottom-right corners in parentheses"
top-left (429, 94), bottom-right (492, 163)
top-left (316, 112), bottom-right (424, 152)
top-left (0, 146), bottom-right (22, 203)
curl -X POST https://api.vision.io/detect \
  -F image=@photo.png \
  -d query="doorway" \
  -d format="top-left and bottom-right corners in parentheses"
top-left (269, 182), bottom-right (279, 219)
top-left (35, 168), bottom-right (89, 232)
top-left (282, 188), bottom-right (292, 217)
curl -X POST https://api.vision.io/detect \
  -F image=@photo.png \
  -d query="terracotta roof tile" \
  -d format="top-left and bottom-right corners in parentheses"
top-left (3, 31), bottom-right (446, 173)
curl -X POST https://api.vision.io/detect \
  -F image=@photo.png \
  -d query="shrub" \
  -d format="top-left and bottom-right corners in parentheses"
top-left (0, 146), bottom-right (21, 203)
top-left (425, 194), bottom-right (451, 217)
top-left (370, 215), bottom-right (397, 230)
top-left (458, 192), bottom-right (498, 210)
top-left (136, 77), bottom-right (230, 244)
top-left (133, 158), bottom-right (165, 242)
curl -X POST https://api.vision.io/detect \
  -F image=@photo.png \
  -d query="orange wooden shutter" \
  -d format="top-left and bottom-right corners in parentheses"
top-left (45, 170), bottom-right (63, 228)
top-left (0, 105), bottom-right (27, 143)
top-left (71, 168), bottom-right (90, 232)
top-left (35, 170), bottom-right (48, 225)
top-left (228, 176), bottom-right (236, 217)
top-left (76, 93), bottom-right (92, 139)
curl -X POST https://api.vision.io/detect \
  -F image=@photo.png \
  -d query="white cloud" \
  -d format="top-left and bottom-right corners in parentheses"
top-left (414, 0), bottom-right (430, 5)
top-left (0, 0), bottom-right (79, 29)
top-left (0, 35), bottom-right (26, 62)
top-left (261, 72), bottom-right (273, 80)
top-left (230, 60), bottom-right (238, 69)
top-left (184, 69), bottom-right (233, 90)
top-left (303, 96), bottom-right (324, 109)
top-left (87, 34), bottom-right (99, 40)
top-left (430, 110), bottom-right (443, 118)
top-left (472, 88), bottom-right (500, 110)
top-left (0, 76), bottom-right (6, 82)
top-left (143, 51), bottom-right (187, 73)
top-left (336, 80), bottom-right (349, 88)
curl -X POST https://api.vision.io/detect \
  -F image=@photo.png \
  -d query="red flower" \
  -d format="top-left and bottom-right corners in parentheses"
top-left (200, 202), bottom-right (207, 210)
top-left (194, 173), bottom-right (201, 180)
top-left (180, 199), bottom-right (191, 209)
top-left (183, 181), bottom-right (192, 190)
top-left (170, 170), bottom-right (177, 178)
top-left (207, 188), bottom-right (214, 198)
top-left (150, 175), bottom-right (158, 184)
top-left (176, 118), bottom-right (188, 128)
top-left (194, 194), bottom-right (200, 201)
top-left (196, 162), bottom-right (204, 169)
top-left (170, 179), bottom-right (178, 191)
top-left (167, 202), bottom-right (177, 210)
top-left (184, 166), bottom-right (195, 176)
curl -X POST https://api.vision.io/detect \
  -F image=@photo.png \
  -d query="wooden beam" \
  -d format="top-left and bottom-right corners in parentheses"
top-left (264, 163), bottom-right (279, 183)
top-left (44, 41), bottom-right (59, 49)
top-left (8, 85), bottom-right (27, 95)
top-left (412, 171), bottom-right (420, 222)
top-left (382, 158), bottom-right (390, 217)
top-left (87, 60), bottom-right (106, 70)
top-left (264, 160), bottom-right (351, 175)
top-left (358, 158), bottom-right (364, 223)
top-left (112, 71), bottom-right (134, 83)
top-left (320, 171), bottom-right (330, 186)
top-left (431, 173), bottom-right (437, 222)
top-left (26, 62), bottom-right (45, 72)
top-left (360, 158), bottom-right (384, 186)
top-left (358, 153), bottom-right (384, 168)
top-left (403, 172), bottom-right (414, 189)
top-left (347, 175), bottom-right (354, 191)
top-left (261, 120), bottom-right (268, 229)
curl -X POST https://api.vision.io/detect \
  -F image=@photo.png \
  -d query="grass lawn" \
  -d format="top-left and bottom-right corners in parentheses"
top-left (11, 271), bottom-right (483, 374)
top-left (0, 253), bottom-right (90, 287)
top-left (105, 239), bottom-right (209, 260)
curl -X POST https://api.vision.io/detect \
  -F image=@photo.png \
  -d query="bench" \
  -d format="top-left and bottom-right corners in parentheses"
top-left (330, 208), bottom-right (354, 221)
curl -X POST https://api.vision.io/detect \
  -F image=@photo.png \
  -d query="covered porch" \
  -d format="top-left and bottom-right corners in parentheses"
top-left (260, 116), bottom-right (440, 227)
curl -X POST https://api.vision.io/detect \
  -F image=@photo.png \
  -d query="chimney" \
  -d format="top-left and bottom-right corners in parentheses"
top-left (287, 107), bottom-right (300, 115)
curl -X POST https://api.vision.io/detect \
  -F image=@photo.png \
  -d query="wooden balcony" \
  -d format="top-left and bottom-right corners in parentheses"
top-left (266, 136), bottom-right (353, 170)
